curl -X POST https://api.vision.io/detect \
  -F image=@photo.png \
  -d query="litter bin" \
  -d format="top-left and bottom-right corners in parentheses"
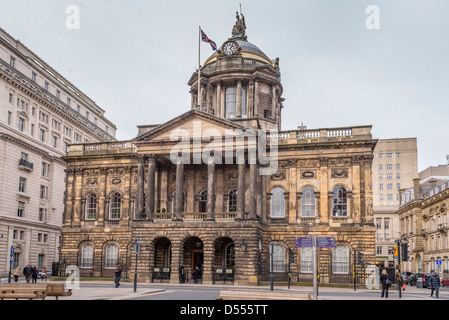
top-left (417, 278), bottom-right (423, 288)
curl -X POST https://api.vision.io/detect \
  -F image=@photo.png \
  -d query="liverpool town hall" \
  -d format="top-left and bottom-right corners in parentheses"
top-left (60, 15), bottom-right (377, 285)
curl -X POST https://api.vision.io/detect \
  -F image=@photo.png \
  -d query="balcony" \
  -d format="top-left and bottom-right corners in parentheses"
top-left (18, 158), bottom-right (34, 171)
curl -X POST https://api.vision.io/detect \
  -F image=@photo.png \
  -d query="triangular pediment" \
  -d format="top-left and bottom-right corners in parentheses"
top-left (133, 109), bottom-right (247, 143)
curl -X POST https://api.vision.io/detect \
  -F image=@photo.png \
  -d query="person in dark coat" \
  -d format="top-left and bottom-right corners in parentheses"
top-left (23, 262), bottom-right (33, 283)
top-left (114, 265), bottom-right (122, 288)
top-left (429, 271), bottom-right (440, 298)
top-left (193, 266), bottom-right (200, 284)
top-left (31, 266), bottom-right (38, 283)
top-left (380, 269), bottom-right (391, 298)
top-left (179, 265), bottom-right (185, 283)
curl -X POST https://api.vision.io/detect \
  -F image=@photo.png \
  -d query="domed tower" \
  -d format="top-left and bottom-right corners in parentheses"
top-left (188, 12), bottom-right (284, 131)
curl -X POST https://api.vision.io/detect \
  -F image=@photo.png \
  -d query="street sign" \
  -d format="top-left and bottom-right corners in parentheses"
top-left (436, 260), bottom-right (442, 266)
top-left (10, 260), bottom-right (13, 264)
top-left (10, 247), bottom-right (14, 255)
top-left (295, 237), bottom-right (335, 248)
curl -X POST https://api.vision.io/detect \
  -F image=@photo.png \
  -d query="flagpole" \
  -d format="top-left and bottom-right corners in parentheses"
top-left (198, 26), bottom-right (201, 110)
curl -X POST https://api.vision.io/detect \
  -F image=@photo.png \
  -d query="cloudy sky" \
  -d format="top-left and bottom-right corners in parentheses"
top-left (0, 0), bottom-right (448, 171)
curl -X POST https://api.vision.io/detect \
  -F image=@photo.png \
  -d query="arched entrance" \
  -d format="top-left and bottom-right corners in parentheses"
top-left (152, 237), bottom-right (171, 282)
top-left (213, 237), bottom-right (235, 284)
top-left (183, 237), bottom-right (203, 283)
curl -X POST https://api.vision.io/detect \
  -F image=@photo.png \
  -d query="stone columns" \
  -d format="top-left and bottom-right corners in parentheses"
top-left (136, 155), bottom-right (145, 218)
top-left (236, 80), bottom-right (242, 118)
top-left (248, 151), bottom-right (257, 220)
top-left (216, 82), bottom-right (222, 117)
top-left (206, 157), bottom-right (215, 221)
top-left (271, 84), bottom-right (277, 120)
top-left (146, 155), bottom-right (156, 221)
top-left (236, 151), bottom-right (246, 220)
top-left (254, 78), bottom-right (260, 117)
top-left (174, 159), bottom-right (184, 221)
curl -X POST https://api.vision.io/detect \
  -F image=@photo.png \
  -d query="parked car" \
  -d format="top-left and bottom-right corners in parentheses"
top-left (401, 272), bottom-right (412, 285)
top-left (409, 273), bottom-right (432, 287)
top-left (442, 276), bottom-right (449, 287)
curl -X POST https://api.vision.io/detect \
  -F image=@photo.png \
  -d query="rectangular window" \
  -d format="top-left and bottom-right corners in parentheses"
top-left (387, 164), bottom-right (392, 170)
top-left (17, 201), bottom-right (25, 217)
top-left (52, 136), bottom-right (58, 148)
top-left (67, 97), bottom-right (71, 106)
top-left (225, 85), bottom-right (237, 118)
top-left (18, 117), bottom-right (25, 132)
top-left (39, 129), bottom-right (45, 142)
top-left (380, 194), bottom-right (384, 201)
top-left (56, 90), bottom-right (60, 99)
top-left (44, 82), bottom-right (49, 91)
top-left (387, 174), bottom-right (393, 180)
top-left (387, 194), bottom-right (393, 201)
top-left (386, 153), bottom-right (392, 158)
top-left (85, 111), bottom-right (89, 120)
top-left (38, 208), bottom-right (46, 222)
top-left (9, 93), bottom-right (13, 103)
top-left (380, 184), bottom-right (383, 190)
top-left (40, 185), bottom-right (48, 200)
top-left (379, 153), bottom-right (383, 158)
top-left (41, 162), bottom-right (50, 177)
top-left (397, 183), bottom-right (401, 190)
top-left (10, 56), bottom-right (15, 67)
top-left (32, 72), bottom-right (37, 82)
top-left (379, 174), bottom-right (383, 180)
top-left (396, 173), bottom-right (401, 180)
top-left (77, 105), bottom-right (80, 113)
top-left (31, 124), bottom-right (34, 136)
top-left (19, 177), bottom-right (26, 193)
top-left (396, 164), bottom-right (400, 170)
top-left (379, 165), bottom-right (383, 171)
top-left (7, 111), bottom-right (12, 125)
top-left (396, 153), bottom-right (400, 158)
top-left (387, 183), bottom-right (393, 190)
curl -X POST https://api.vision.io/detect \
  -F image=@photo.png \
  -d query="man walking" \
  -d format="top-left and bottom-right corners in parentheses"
top-left (23, 262), bottom-right (33, 283)
top-left (429, 271), bottom-right (441, 298)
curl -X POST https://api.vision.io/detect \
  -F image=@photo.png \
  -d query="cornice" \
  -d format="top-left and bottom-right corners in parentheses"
top-left (0, 59), bottom-right (116, 142)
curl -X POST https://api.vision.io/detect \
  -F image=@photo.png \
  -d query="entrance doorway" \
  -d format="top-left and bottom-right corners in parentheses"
top-left (183, 237), bottom-right (204, 282)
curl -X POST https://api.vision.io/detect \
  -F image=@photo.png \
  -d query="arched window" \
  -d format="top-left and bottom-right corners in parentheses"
top-left (85, 194), bottom-right (97, 220)
top-left (81, 243), bottom-right (93, 268)
top-left (199, 189), bottom-right (207, 213)
top-left (332, 186), bottom-right (348, 217)
top-left (332, 245), bottom-right (349, 274)
top-left (171, 191), bottom-right (186, 213)
top-left (269, 242), bottom-right (286, 273)
top-left (301, 187), bottom-right (316, 217)
top-left (227, 188), bottom-right (238, 212)
top-left (225, 243), bottom-right (235, 269)
top-left (109, 192), bottom-right (121, 219)
top-left (105, 244), bottom-right (118, 268)
top-left (270, 187), bottom-right (285, 218)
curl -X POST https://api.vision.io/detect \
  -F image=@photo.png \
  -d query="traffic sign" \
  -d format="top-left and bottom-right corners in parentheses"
top-left (436, 259), bottom-right (442, 266)
top-left (10, 246), bottom-right (14, 255)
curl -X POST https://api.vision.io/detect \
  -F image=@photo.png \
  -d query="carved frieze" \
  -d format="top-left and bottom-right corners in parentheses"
top-left (271, 171), bottom-right (285, 181)
top-left (331, 168), bottom-right (348, 178)
top-left (301, 170), bottom-right (316, 179)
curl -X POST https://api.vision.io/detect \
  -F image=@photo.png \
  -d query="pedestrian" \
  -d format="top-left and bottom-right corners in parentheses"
top-left (429, 271), bottom-right (440, 298)
top-left (380, 269), bottom-right (391, 298)
top-left (31, 266), bottom-right (38, 283)
top-left (193, 266), bottom-right (200, 284)
top-left (13, 267), bottom-right (20, 282)
top-left (179, 265), bottom-right (185, 283)
top-left (114, 264), bottom-right (122, 288)
top-left (41, 266), bottom-right (48, 282)
top-left (23, 262), bottom-right (33, 283)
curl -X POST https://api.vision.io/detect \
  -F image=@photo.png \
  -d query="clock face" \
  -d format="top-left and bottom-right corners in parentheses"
top-left (222, 41), bottom-right (238, 55)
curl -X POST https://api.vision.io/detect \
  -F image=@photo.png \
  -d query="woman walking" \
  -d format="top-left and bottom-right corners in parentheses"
top-left (12, 267), bottom-right (20, 282)
top-left (380, 269), bottom-right (391, 298)
top-left (114, 265), bottom-right (122, 288)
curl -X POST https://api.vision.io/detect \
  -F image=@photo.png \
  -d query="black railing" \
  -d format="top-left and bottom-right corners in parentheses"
top-left (18, 158), bottom-right (34, 170)
top-left (213, 268), bottom-right (235, 284)
top-left (151, 267), bottom-right (171, 282)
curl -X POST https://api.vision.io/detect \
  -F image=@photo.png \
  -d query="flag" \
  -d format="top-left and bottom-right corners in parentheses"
top-left (201, 29), bottom-right (217, 51)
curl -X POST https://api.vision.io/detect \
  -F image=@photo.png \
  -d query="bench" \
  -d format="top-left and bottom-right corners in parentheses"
top-left (218, 289), bottom-right (311, 300)
top-left (0, 284), bottom-right (48, 300)
top-left (46, 283), bottom-right (72, 300)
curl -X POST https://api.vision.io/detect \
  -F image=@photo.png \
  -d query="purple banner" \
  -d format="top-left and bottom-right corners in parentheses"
top-left (295, 237), bottom-right (335, 248)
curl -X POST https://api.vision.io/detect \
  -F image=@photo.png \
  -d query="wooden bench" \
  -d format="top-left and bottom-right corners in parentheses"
top-left (218, 289), bottom-right (311, 300)
top-left (46, 283), bottom-right (72, 300)
top-left (0, 284), bottom-right (48, 300)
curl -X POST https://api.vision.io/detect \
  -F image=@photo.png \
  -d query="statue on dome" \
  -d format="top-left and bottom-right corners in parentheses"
top-left (232, 11), bottom-right (247, 39)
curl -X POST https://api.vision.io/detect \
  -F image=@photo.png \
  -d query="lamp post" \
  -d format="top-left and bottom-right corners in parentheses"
top-left (133, 241), bottom-right (141, 293)
top-left (8, 246), bottom-right (14, 283)
top-left (270, 243), bottom-right (274, 291)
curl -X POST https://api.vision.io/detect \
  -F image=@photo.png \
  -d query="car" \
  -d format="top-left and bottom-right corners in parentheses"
top-left (442, 276), bottom-right (449, 287)
top-left (409, 273), bottom-right (432, 287)
top-left (401, 272), bottom-right (412, 285)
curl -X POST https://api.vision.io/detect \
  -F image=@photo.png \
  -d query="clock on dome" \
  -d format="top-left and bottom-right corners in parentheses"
top-left (222, 40), bottom-right (238, 55)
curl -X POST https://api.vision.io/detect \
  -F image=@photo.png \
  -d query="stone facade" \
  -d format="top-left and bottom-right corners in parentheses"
top-left (59, 16), bottom-right (377, 285)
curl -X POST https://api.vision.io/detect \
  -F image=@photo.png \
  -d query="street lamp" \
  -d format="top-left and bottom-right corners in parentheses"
top-left (133, 241), bottom-right (141, 293)
top-left (8, 246), bottom-right (14, 283)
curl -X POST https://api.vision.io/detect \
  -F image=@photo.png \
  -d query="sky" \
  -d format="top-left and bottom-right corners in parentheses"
top-left (0, 0), bottom-right (448, 171)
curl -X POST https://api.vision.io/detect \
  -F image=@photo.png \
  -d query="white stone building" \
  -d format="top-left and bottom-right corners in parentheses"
top-left (0, 27), bottom-right (116, 276)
